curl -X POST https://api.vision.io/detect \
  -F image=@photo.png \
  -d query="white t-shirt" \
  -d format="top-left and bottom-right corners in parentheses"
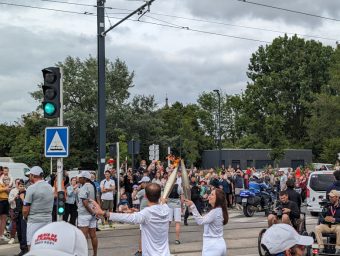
top-left (109, 204), bottom-right (170, 256)
top-left (100, 179), bottom-right (115, 200)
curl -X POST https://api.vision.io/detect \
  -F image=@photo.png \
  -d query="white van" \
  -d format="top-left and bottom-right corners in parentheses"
top-left (307, 170), bottom-right (334, 216)
top-left (0, 162), bottom-right (30, 181)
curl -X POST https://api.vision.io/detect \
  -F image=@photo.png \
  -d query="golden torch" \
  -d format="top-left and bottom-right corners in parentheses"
top-left (181, 159), bottom-right (191, 200)
top-left (162, 156), bottom-right (180, 199)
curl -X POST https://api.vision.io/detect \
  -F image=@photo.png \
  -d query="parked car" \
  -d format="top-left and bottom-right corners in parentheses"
top-left (312, 163), bottom-right (334, 171)
top-left (306, 170), bottom-right (334, 216)
top-left (0, 162), bottom-right (30, 181)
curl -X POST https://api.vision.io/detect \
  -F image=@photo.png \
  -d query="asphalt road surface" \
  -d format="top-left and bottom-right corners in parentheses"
top-left (0, 208), bottom-right (318, 256)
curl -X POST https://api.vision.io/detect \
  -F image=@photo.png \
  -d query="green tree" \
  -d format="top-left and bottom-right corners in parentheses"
top-left (243, 35), bottom-right (333, 148)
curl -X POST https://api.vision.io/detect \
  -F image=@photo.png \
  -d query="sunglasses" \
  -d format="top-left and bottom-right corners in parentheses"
top-left (295, 245), bottom-right (305, 250)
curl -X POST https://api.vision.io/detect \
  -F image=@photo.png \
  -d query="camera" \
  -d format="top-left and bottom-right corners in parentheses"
top-left (319, 199), bottom-right (332, 208)
top-left (274, 202), bottom-right (283, 218)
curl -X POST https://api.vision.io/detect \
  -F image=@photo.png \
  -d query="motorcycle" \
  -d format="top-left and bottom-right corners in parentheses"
top-left (238, 181), bottom-right (276, 217)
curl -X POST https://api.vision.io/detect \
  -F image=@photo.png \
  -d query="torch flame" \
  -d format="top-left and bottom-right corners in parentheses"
top-left (166, 154), bottom-right (181, 168)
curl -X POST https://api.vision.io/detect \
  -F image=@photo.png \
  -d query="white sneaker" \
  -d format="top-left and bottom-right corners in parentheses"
top-left (8, 238), bottom-right (15, 244)
top-left (1, 236), bottom-right (9, 242)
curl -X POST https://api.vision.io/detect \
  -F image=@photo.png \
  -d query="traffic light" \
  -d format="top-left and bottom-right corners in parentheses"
top-left (57, 191), bottom-right (65, 215)
top-left (42, 67), bottom-right (61, 118)
top-left (109, 144), bottom-right (117, 158)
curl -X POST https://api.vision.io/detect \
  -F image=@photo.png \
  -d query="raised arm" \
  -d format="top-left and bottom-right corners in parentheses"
top-left (108, 211), bottom-right (147, 225)
top-left (190, 204), bottom-right (216, 225)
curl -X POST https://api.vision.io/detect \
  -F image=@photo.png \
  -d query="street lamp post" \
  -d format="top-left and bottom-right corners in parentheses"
top-left (213, 89), bottom-right (222, 168)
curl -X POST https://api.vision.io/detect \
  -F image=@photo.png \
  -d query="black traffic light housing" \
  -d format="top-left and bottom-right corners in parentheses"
top-left (42, 67), bottom-right (61, 119)
top-left (57, 191), bottom-right (65, 215)
top-left (109, 144), bottom-right (117, 158)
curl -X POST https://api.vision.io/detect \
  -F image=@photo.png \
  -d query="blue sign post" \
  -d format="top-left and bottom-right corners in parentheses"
top-left (45, 127), bottom-right (69, 157)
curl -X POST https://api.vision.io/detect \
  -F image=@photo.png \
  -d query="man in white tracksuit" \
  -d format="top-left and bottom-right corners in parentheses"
top-left (94, 183), bottom-right (170, 256)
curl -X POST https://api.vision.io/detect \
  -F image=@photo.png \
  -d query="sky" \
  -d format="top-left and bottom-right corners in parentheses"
top-left (1, 0), bottom-right (340, 123)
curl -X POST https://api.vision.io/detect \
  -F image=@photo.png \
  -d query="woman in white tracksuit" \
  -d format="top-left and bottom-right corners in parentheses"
top-left (185, 188), bottom-right (228, 256)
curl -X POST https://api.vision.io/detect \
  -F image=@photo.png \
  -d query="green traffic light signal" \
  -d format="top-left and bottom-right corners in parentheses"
top-left (58, 207), bottom-right (65, 214)
top-left (44, 103), bottom-right (56, 116)
top-left (42, 67), bottom-right (60, 119)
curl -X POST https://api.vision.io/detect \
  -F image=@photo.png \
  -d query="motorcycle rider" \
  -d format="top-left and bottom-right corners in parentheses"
top-left (261, 223), bottom-right (313, 256)
top-left (315, 190), bottom-right (340, 253)
top-left (267, 191), bottom-right (300, 227)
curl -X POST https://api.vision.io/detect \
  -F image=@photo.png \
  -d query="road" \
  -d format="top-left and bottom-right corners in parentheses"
top-left (0, 209), bottom-right (318, 256)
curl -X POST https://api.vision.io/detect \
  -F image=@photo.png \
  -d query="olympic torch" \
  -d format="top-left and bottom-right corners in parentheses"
top-left (181, 159), bottom-right (191, 200)
top-left (162, 166), bottom-right (178, 199)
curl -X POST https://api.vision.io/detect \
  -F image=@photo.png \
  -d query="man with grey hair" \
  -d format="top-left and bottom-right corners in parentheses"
top-left (22, 166), bottom-right (54, 251)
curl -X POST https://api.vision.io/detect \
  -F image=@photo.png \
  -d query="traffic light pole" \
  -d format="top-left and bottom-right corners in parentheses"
top-left (116, 142), bottom-right (120, 207)
top-left (97, 0), bottom-right (106, 181)
top-left (57, 67), bottom-right (64, 222)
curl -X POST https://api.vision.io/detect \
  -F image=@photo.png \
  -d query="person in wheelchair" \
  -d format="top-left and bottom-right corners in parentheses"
top-left (268, 191), bottom-right (300, 227)
top-left (315, 190), bottom-right (340, 253)
top-left (261, 224), bottom-right (313, 256)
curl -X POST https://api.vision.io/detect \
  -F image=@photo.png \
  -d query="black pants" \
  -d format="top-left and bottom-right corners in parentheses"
top-left (16, 216), bottom-right (27, 251)
top-left (184, 199), bottom-right (202, 221)
top-left (63, 203), bottom-right (78, 226)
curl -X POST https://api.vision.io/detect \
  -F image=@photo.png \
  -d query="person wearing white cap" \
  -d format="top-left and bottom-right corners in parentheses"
top-left (315, 189), bottom-right (340, 253)
top-left (22, 166), bottom-right (54, 252)
top-left (24, 221), bottom-right (88, 256)
top-left (77, 171), bottom-right (98, 256)
top-left (261, 223), bottom-right (313, 256)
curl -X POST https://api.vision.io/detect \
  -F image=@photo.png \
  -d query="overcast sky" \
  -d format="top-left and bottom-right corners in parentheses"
top-left (1, 0), bottom-right (340, 123)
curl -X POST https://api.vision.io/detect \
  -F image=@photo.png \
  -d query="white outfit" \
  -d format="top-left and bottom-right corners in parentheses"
top-left (27, 223), bottom-right (49, 245)
top-left (190, 204), bottom-right (227, 256)
top-left (100, 178), bottom-right (115, 200)
top-left (77, 215), bottom-right (97, 228)
top-left (109, 204), bottom-right (170, 256)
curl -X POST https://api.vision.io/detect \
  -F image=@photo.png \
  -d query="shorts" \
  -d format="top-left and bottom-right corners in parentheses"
top-left (27, 222), bottom-right (50, 245)
top-left (101, 200), bottom-right (113, 211)
top-left (168, 207), bottom-right (181, 222)
top-left (78, 215), bottom-right (97, 229)
top-left (0, 200), bottom-right (9, 215)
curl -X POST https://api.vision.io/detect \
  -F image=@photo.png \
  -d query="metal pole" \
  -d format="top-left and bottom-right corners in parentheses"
top-left (131, 139), bottom-right (134, 171)
top-left (116, 142), bottom-right (120, 207)
top-left (213, 89), bottom-right (222, 168)
top-left (57, 67), bottom-right (64, 222)
top-left (218, 92), bottom-right (222, 168)
top-left (168, 147), bottom-right (171, 167)
top-left (97, 0), bottom-right (106, 181)
top-left (50, 157), bottom-right (53, 175)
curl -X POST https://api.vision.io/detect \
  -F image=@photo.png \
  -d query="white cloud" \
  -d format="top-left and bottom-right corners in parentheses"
top-left (0, 0), bottom-right (339, 122)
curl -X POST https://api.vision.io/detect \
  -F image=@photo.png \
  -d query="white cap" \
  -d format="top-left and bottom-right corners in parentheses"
top-left (77, 171), bottom-right (91, 180)
top-left (27, 166), bottom-right (43, 176)
top-left (261, 224), bottom-right (313, 254)
top-left (24, 221), bottom-right (88, 256)
top-left (139, 176), bottom-right (151, 183)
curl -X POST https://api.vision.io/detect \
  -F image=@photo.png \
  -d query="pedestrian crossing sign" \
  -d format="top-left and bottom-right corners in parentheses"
top-left (45, 127), bottom-right (69, 157)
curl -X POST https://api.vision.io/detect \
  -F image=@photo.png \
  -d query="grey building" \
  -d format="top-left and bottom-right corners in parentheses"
top-left (201, 149), bottom-right (313, 169)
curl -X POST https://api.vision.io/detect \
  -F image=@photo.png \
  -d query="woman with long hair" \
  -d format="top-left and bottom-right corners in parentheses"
top-left (184, 188), bottom-right (228, 256)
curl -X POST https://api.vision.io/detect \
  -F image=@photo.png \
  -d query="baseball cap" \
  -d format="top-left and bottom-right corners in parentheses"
top-left (133, 184), bottom-right (139, 189)
top-left (25, 221), bottom-right (88, 256)
top-left (138, 176), bottom-right (151, 183)
top-left (26, 166), bottom-right (43, 176)
top-left (77, 171), bottom-right (92, 180)
top-left (329, 190), bottom-right (340, 197)
top-left (261, 224), bottom-right (313, 254)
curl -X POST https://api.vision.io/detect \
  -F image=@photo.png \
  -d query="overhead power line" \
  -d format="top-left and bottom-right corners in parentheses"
top-left (0, 1), bottom-right (270, 43)
top-left (236, 0), bottom-right (340, 22)
top-left (20, 0), bottom-right (340, 41)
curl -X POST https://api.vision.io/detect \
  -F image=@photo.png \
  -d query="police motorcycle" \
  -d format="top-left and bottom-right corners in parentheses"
top-left (310, 199), bottom-right (340, 256)
top-left (238, 177), bottom-right (276, 217)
